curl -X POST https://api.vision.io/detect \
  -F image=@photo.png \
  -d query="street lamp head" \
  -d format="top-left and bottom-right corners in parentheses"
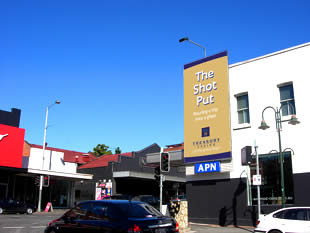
top-left (288, 114), bottom-right (300, 125)
top-left (55, 101), bottom-right (61, 104)
top-left (258, 120), bottom-right (270, 130)
top-left (179, 37), bottom-right (189, 43)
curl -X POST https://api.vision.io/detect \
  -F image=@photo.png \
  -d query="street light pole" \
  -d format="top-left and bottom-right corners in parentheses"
top-left (37, 100), bottom-right (60, 212)
top-left (254, 141), bottom-right (261, 216)
top-left (259, 104), bottom-right (300, 208)
top-left (179, 37), bottom-right (206, 57)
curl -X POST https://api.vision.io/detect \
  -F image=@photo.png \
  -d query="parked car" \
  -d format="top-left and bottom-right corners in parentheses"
top-left (109, 194), bottom-right (160, 210)
top-left (255, 207), bottom-right (310, 233)
top-left (45, 200), bottom-right (179, 233)
top-left (0, 199), bottom-right (35, 214)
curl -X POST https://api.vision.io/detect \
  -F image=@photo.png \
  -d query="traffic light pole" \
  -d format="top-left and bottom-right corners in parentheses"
top-left (38, 175), bottom-right (43, 212)
top-left (160, 174), bottom-right (163, 213)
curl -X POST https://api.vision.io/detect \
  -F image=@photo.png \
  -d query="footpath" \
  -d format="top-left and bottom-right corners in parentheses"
top-left (186, 222), bottom-right (254, 233)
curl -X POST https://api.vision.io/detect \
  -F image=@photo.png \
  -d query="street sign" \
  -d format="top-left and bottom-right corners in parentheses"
top-left (253, 175), bottom-right (262, 186)
top-left (195, 161), bottom-right (221, 173)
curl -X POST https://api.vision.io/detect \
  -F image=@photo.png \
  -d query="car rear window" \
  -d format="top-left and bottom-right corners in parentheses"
top-left (273, 210), bottom-right (284, 219)
top-left (283, 209), bottom-right (307, 221)
top-left (129, 203), bottom-right (163, 218)
top-left (274, 209), bottom-right (308, 221)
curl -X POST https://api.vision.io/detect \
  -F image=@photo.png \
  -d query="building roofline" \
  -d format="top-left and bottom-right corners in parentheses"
top-left (230, 42), bottom-right (310, 68)
top-left (134, 143), bottom-right (160, 153)
top-left (30, 143), bottom-right (89, 155)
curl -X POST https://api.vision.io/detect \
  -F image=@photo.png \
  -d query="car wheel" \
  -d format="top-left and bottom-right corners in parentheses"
top-left (268, 230), bottom-right (282, 233)
top-left (0, 208), bottom-right (3, 214)
top-left (26, 208), bottom-right (33, 214)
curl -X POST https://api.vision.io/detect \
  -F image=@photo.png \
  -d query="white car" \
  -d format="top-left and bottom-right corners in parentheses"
top-left (255, 207), bottom-right (310, 233)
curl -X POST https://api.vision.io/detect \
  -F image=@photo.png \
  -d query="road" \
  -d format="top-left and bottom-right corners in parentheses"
top-left (0, 211), bottom-right (255, 233)
top-left (0, 211), bottom-right (64, 233)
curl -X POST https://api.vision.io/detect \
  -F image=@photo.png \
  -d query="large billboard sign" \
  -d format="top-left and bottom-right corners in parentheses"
top-left (0, 124), bottom-right (25, 168)
top-left (183, 51), bottom-right (231, 163)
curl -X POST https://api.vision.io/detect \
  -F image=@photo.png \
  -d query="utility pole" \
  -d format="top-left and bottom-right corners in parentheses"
top-left (160, 174), bottom-right (163, 213)
top-left (38, 101), bottom-right (60, 212)
top-left (159, 147), bottom-right (163, 213)
top-left (254, 141), bottom-right (261, 216)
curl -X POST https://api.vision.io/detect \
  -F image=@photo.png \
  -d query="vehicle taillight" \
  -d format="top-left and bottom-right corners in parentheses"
top-left (256, 219), bottom-right (260, 226)
top-left (174, 221), bottom-right (179, 232)
top-left (128, 224), bottom-right (142, 233)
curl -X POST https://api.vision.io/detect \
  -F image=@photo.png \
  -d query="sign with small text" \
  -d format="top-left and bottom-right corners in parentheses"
top-left (253, 175), bottom-right (262, 186)
top-left (183, 52), bottom-right (231, 163)
top-left (195, 161), bottom-right (221, 173)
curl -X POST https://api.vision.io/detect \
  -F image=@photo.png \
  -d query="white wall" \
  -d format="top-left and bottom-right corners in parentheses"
top-left (28, 147), bottom-right (77, 173)
top-left (229, 42), bottom-right (310, 179)
top-left (186, 42), bottom-right (310, 181)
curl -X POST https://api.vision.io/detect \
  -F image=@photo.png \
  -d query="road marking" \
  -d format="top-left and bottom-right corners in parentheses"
top-left (31, 226), bottom-right (46, 228)
top-left (3, 227), bottom-right (24, 229)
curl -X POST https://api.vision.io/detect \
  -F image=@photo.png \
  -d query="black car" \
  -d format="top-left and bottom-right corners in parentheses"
top-left (109, 195), bottom-right (160, 210)
top-left (45, 200), bottom-right (179, 233)
top-left (134, 195), bottom-right (160, 211)
top-left (0, 199), bottom-right (35, 214)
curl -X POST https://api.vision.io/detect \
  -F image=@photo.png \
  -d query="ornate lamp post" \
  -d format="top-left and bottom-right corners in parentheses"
top-left (258, 104), bottom-right (300, 208)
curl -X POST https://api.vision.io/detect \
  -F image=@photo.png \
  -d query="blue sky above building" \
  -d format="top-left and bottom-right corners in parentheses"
top-left (1, 0), bottom-right (310, 153)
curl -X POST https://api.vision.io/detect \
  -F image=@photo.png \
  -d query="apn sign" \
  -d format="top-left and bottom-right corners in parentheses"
top-left (195, 161), bottom-right (221, 173)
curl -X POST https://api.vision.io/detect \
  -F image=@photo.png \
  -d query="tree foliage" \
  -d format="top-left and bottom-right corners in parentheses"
top-left (93, 144), bottom-right (112, 157)
top-left (115, 147), bottom-right (121, 154)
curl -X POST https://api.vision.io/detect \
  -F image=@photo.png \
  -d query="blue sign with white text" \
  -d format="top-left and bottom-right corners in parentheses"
top-left (195, 161), bottom-right (221, 173)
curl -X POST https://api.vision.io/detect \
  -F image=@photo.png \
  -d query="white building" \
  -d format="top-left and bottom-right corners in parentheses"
top-left (185, 42), bottom-right (310, 226)
top-left (26, 144), bottom-right (93, 209)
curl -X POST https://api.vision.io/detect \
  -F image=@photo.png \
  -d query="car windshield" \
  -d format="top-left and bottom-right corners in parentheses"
top-left (128, 203), bottom-right (163, 218)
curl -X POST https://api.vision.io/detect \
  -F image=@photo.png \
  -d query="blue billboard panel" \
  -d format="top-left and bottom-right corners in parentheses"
top-left (195, 161), bottom-right (221, 173)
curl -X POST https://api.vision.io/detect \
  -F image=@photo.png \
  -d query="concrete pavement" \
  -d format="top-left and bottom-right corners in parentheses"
top-left (186, 222), bottom-right (254, 233)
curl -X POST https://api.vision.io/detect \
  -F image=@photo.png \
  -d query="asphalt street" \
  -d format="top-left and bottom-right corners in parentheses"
top-left (0, 211), bottom-right (255, 233)
top-left (0, 210), bottom-right (66, 233)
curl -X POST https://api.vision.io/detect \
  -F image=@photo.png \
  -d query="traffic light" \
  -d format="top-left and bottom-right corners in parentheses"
top-left (154, 166), bottom-right (160, 183)
top-left (43, 175), bottom-right (49, 187)
top-left (160, 152), bottom-right (170, 172)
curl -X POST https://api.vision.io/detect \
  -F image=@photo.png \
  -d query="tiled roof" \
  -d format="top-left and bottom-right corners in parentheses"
top-left (78, 152), bottom-right (133, 169)
top-left (30, 144), bottom-right (96, 164)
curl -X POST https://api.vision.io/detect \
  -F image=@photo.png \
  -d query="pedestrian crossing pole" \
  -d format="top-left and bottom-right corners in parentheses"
top-left (159, 147), bottom-right (163, 213)
top-left (160, 173), bottom-right (163, 213)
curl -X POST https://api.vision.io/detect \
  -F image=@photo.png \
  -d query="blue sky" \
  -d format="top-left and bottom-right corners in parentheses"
top-left (1, 0), bottom-right (309, 153)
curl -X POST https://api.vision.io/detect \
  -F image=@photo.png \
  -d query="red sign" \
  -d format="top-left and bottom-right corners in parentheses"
top-left (45, 202), bottom-right (53, 212)
top-left (0, 124), bottom-right (25, 168)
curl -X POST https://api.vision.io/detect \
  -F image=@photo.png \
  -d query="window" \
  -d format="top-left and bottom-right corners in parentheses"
top-left (250, 152), bottom-right (294, 206)
top-left (88, 203), bottom-right (109, 220)
top-left (236, 94), bottom-right (250, 124)
top-left (279, 83), bottom-right (296, 116)
top-left (273, 210), bottom-right (284, 219)
top-left (129, 203), bottom-right (163, 218)
top-left (273, 209), bottom-right (308, 220)
top-left (283, 209), bottom-right (307, 221)
top-left (66, 202), bottom-right (90, 219)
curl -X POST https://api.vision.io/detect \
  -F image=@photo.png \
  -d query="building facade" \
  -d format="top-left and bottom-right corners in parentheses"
top-left (26, 144), bottom-right (94, 209)
top-left (185, 42), bottom-right (310, 226)
top-left (77, 144), bottom-right (186, 203)
top-left (0, 108), bottom-right (94, 209)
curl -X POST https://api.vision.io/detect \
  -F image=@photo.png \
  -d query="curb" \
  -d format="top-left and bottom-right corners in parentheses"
top-left (189, 222), bottom-right (255, 229)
